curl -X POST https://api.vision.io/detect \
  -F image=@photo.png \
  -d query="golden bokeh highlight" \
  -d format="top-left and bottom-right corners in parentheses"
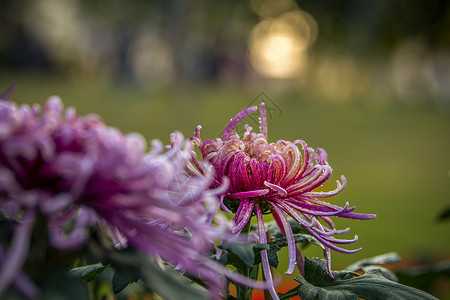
top-left (248, 5), bottom-right (318, 78)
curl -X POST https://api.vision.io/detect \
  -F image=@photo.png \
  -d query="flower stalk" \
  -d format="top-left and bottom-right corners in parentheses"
top-left (235, 220), bottom-right (254, 300)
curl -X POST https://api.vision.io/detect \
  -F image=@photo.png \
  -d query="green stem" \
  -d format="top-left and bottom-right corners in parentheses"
top-left (235, 219), bottom-right (254, 300)
top-left (278, 287), bottom-right (300, 300)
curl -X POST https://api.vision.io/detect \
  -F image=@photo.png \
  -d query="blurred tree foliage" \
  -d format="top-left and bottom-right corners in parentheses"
top-left (1, 0), bottom-right (449, 79)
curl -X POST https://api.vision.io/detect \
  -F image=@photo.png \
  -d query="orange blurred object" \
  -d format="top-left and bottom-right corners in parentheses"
top-left (252, 280), bottom-right (301, 300)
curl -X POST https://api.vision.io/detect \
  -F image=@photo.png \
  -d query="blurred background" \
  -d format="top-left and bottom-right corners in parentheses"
top-left (1, 0), bottom-right (449, 293)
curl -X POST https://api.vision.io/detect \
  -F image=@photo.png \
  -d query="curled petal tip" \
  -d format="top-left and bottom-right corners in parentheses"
top-left (264, 181), bottom-right (287, 196)
top-left (285, 262), bottom-right (296, 275)
top-left (194, 125), bottom-right (202, 138)
top-left (45, 96), bottom-right (64, 113)
top-left (222, 106), bottom-right (258, 139)
top-left (347, 213), bottom-right (377, 220)
top-left (190, 101), bottom-right (378, 284)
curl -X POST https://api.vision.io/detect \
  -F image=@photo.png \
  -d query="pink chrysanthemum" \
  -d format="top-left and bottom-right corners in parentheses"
top-left (191, 103), bottom-right (376, 299)
top-left (0, 96), bottom-right (245, 298)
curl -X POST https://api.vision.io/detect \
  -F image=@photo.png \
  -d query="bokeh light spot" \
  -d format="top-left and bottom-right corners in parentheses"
top-left (248, 10), bottom-right (318, 78)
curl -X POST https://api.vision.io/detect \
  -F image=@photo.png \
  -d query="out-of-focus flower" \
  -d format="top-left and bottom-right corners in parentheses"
top-left (191, 103), bottom-right (376, 299)
top-left (0, 96), bottom-right (239, 298)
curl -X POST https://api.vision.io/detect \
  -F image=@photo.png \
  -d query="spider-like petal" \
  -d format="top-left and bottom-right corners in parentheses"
top-left (303, 175), bottom-right (347, 198)
top-left (231, 200), bottom-right (255, 234)
top-left (272, 203), bottom-right (296, 275)
top-left (264, 181), bottom-right (287, 196)
top-left (230, 189), bottom-right (269, 198)
top-left (0, 97), bottom-right (237, 298)
top-left (192, 102), bottom-right (377, 293)
top-left (223, 106), bottom-right (257, 139)
top-left (255, 205), bottom-right (279, 300)
top-left (0, 209), bottom-right (36, 296)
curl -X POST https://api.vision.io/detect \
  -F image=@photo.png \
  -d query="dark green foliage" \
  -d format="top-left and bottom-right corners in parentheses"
top-left (86, 236), bottom-right (209, 300)
top-left (280, 257), bottom-right (439, 300)
top-left (257, 218), bottom-right (310, 239)
top-left (266, 244), bottom-right (280, 268)
top-left (69, 263), bottom-right (107, 282)
top-left (437, 206), bottom-right (450, 222)
top-left (271, 233), bottom-right (324, 251)
top-left (39, 271), bottom-right (90, 300)
top-left (396, 260), bottom-right (450, 292)
top-left (112, 270), bottom-right (139, 294)
top-left (345, 252), bottom-right (401, 272)
top-left (219, 242), bottom-right (269, 271)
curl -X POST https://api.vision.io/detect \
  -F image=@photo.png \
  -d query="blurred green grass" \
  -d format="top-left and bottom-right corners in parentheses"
top-left (1, 73), bottom-right (449, 270)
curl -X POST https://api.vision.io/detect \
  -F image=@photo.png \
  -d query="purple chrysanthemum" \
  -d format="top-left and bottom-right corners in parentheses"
top-left (191, 103), bottom-right (377, 299)
top-left (0, 96), bottom-right (249, 298)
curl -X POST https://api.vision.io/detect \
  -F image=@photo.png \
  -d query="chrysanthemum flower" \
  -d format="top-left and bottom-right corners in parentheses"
top-left (0, 96), bottom-right (244, 298)
top-left (191, 103), bottom-right (376, 299)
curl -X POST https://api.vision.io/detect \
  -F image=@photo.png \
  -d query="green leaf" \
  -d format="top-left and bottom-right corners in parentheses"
top-left (219, 242), bottom-right (269, 270)
top-left (41, 270), bottom-right (90, 300)
top-left (87, 237), bottom-right (209, 300)
top-left (303, 257), bottom-right (356, 284)
top-left (437, 206), bottom-right (450, 222)
top-left (345, 252), bottom-right (401, 272)
top-left (264, 234), bottom-right (323, 269)
top-left (362, 265), bottom-right (399, 282)
top-left (69, 263), bottom-right (107, 282)
top-left (139, 259), bottom-right (209, 300)
top-left (257, 219), bottom-right (323, 259)
top-left (219, 234), bottom-right (320, 271)
top-left (396, 260), bottom-right (450, 290)
top-left (267, 244), bottom-right (280, 268)
top-left (270, 233), bottom-right (324, 250)
top-left (292, 257), bottom-right (439, 300)
top-left (112, 270), bottom-right (140, 294)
